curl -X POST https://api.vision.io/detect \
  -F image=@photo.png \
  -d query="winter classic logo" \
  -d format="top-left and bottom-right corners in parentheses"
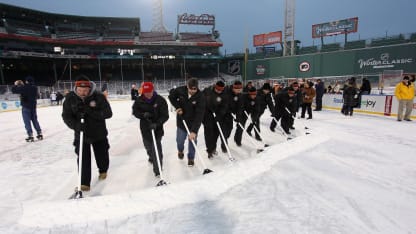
top-left (357, 53), bottom-right (413, 69)
top-left (256, 65), bottom-right (266, 75)
top-left (299, 61), bottom-right (310, 72)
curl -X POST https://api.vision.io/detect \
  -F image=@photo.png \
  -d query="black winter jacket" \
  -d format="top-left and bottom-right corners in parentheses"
top-left (62, 88), bottom-right (112, 143)
top-left (224, 85), bottom-right (243, 121)
top-left (168, 86), bottom-right (205, 133)
top-left (11, 83), bottom-right (38, 109)
top-left (275, 92), bottom-right (295, 117)
top-left (241, 93), bottom-right (261, 120)
top-left (202, 85), bottom-right (229, 123)
top-left (132, 92), bottom-right (169, 139)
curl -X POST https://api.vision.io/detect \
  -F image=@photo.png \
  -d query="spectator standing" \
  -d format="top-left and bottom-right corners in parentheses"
top-left (62, 75), bottom-right (113, 191)
top-left (394, 76), bottom-right (415, 121)
top-left (301, 81), bottom-right (316, 119)
top-left (360, 77), bottom-right (372, 95)
top-left (343, 77), bottom-right (359, 116)
top-left (314, 79), bottom-right (325, 111)
top-left (11, 76), bottom-right (43, 142)
top-left (131, 83), bottom-right (139, 100)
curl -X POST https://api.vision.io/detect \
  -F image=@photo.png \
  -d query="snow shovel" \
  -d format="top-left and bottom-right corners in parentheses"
top-left (285, 107), bottom-right (310, 135)
top-left (231, 113), bottom-right (264, 153)
top-left (182, 119), bottom-right (213, 175)
top-left (151, 129), bottom-right (168, 186)
top-left (212, 112), bottom-right (235, 161)
top-left (70, 118), bottom-right (85, 199)
top-left (243, 111), bottom-right (270, 147)
top-left (272, 116), bottom-right (291, 140)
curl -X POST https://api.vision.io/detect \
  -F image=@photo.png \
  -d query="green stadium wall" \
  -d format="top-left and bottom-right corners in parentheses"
top-left (245, 43), bottom-right (416, 80)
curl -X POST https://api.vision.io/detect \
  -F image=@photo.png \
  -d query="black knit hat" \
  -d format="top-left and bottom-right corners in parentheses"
top-left (262, 83), bottom-right (271, 91)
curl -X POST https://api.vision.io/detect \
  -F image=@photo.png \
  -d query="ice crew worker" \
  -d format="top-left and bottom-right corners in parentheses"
top-left (62, 75), bottom-right (113, 192)
top-left (234, 86), bottom-right (261, 146)
top-left (275, 87), bottom-right (296, 134)
top-left (202, 80), bottom-right (229, 158)
top-left (168, 78), bottom-right (206, 167)
top-left (132, 82), bottom-right (169, 177)
top-left (224, 80), bottom-right (244, 151)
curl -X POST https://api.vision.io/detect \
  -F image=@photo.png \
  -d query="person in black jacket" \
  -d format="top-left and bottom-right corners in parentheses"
top-left (234, 87), bottom-right (261, 146)
top-left (202, 80), bottom-right (229, 158)
top-left (132, 82), bottom-right (169, 177)
top-left (275, 87), bottom-right (296, 134)
top-left (247, 82), bottom-right (273, 140)
top-left (131, 83), bottom-right (139, 100)
top-left (360, 78), bottom-right (371, 95)
top-left (223, 80), bottom-right (244, 152)
top-left (343, 77), bottom-right (359, 116)
top-left (314, 79), bottom-right (325, 111)
top-left (62, 75), bottom-right (113, 191)
top-left (11, 76), bottom-right (43, 142)
top-left (168, 78), bottom-right (205, 167)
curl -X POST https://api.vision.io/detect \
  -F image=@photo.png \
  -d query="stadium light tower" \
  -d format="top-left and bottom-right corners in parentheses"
top-left (151, 0), bottom-right (167, 32)
top-left (283, 0), bottom-right (296, 56)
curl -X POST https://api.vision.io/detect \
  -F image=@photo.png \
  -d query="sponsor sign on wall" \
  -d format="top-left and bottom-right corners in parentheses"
top-left (322, 94), bottom-right (416, 118)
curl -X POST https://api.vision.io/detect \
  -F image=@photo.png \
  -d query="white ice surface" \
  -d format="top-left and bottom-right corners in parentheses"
top-left (1, 99), bottom-right (415, 233)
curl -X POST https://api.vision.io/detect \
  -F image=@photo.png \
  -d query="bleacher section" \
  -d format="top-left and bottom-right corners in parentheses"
top-left (179, 33), bottom-right (215, 42)
top-left (298, 46), bottom-right (318, 55)
top-left (370, 34), bottom-right (406, 47)
top-left (344, 40), bottom-right (366, 50)
top-left (410, 33), bottom-right (416, 42)
top-left (320, 43), bottom-right (341, 52)
top-left (139, 32), bottom-right (174, 42)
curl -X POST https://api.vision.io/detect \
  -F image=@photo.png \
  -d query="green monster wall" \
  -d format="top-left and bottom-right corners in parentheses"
top-left (245, 43), bottom-right (416, 80)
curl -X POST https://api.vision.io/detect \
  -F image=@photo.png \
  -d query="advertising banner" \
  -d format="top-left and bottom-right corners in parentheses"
top-left (253, 31), bottom-right (282, 47)
top-left (312, 17), bottom-right (358, 38)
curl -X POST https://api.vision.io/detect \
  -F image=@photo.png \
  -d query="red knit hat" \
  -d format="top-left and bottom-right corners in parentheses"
top-left (142, 82), bottom-right (154, 93)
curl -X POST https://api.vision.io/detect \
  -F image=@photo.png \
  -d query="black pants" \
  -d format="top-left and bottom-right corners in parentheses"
top-left (221, 115), bottom-right (233, 147)
top-left (204, 119), bottom-right (220, 153)
top-left (301, 103), bottom-right (312, 118)
top-left (246, 118), bottom-right (261, 139)
top-left (281, 114), bottom-right (292, 133)
top-left (234, 116), bottom-right (248, 145)
top-left (142, 133), bottom-right (163, 176)
top-left (316, 96), bottom-right (323, 110)
top-left (75, 138), bottom-right (110, 186)
top-left (270, 112), bottom-right (282, 130)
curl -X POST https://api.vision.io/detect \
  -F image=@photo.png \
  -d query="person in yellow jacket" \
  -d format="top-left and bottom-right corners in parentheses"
top-left (394, 76), bottom-right (415, 121)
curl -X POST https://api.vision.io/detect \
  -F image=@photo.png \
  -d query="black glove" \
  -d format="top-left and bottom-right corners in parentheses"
top-left (75, 122), bottom-right (86, 132)
top-left (77, 103), bottom-right (87, 118)
top-left (143, 112), bottom-right (153, 119)
top-left (149, 123), bottom-right (157, 130)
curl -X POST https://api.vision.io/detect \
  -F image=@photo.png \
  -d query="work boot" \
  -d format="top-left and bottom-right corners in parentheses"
top-left (25, 136), bottom-right (34, 142)
top-left (80, 185), bottom-right (90, 191)
top-left (187, 159), bottom-right (194, 167)
top-left (178, 151), bottom-right (184, 160)
top-left (98, 172), bottom-right (107, 180)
